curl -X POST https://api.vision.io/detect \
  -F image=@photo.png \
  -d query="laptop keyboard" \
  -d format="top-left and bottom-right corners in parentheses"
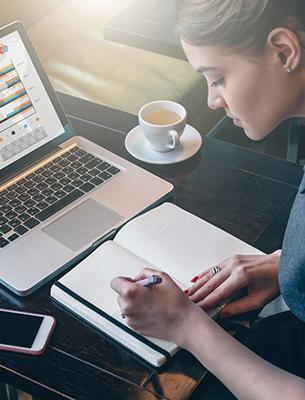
top-left (0, 146), bottom-right (121, 248)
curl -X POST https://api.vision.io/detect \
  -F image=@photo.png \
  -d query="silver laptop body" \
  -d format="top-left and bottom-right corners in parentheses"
top-left (0, 21), bottom-right (173, 296)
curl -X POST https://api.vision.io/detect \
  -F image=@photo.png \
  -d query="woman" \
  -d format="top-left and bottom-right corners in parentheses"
top-left (111, 1), bottom-right (305, 398)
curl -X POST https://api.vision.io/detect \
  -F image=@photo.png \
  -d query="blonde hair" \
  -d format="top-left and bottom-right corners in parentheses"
top-left (175, 0), bottom-right (305, 55)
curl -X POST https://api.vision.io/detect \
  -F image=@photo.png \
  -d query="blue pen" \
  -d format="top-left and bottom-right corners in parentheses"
top-left (135, 274), bottom-right (162, 287)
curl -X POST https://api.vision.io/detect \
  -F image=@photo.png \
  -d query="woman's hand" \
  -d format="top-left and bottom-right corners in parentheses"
top-left (111, 267), bottom-right (199, 345)
top-left (187, 250), bottom-right (281, 318)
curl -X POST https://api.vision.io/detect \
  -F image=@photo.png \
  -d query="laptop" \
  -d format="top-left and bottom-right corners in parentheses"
top-left (0, 21), bottom-right (173, 296)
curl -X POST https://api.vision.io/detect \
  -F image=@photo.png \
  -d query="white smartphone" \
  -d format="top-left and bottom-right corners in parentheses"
top-left (0, 308), bottom-right (55, 355)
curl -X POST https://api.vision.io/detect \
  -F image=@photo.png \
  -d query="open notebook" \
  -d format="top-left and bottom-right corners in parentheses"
top-left (51, 202), bottom-right (263, 367)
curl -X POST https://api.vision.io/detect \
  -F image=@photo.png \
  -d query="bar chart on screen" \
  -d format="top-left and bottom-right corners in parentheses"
top-left (0, 60), bottom-right (36, 133)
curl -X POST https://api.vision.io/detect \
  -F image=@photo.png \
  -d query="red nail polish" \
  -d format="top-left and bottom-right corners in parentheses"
top-left (191, 275), bottom-right (199, 283)
top-left (184, 289), bottom-right (189, 295)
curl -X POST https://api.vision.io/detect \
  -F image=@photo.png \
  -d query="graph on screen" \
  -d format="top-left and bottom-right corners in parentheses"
top-left (0, 59), bottom-right (35, 133)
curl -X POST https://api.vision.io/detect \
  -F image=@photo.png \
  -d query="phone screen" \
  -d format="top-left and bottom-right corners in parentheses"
top-left (0, 310), bottom-right (43, 347)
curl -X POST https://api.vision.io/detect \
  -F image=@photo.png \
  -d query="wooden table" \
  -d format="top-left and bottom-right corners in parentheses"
top-left (0, 93), bottom-right (302, 400)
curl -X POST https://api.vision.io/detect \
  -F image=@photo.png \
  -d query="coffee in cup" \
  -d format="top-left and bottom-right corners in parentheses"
top-left (139, 100), bottom-right (187, 152)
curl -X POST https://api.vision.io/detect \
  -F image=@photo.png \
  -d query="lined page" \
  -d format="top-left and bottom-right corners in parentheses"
top-left (115, 203), bottom-right (263, 285)
top-left (55, 240), bottom-right (179, 358)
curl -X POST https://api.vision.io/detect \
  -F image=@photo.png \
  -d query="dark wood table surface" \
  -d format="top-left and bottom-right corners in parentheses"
top-left (0, 93), bottom-right (303, 400)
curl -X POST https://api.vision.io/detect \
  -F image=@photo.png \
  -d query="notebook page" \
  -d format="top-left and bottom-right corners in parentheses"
top-left (115, 203), bottom-right (263, 286)
top-left (56, 240), bottom-right (178, 356)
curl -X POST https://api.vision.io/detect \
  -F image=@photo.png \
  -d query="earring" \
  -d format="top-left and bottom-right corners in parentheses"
top-left (287, 66), bottom-right (293, 73)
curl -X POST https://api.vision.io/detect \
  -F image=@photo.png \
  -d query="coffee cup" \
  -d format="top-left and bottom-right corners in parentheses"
top-left (138, 100), bottom-right (187, 152)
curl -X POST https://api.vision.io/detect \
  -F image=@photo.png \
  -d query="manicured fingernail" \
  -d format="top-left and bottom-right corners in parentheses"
top-left (184, 289), bottom-right (189, 295)
top-left (191, 275), bottom-right (199, 283)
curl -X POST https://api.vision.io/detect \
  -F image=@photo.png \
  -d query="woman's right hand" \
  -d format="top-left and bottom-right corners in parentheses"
top-left (187, 250), bottom-right (281, 319)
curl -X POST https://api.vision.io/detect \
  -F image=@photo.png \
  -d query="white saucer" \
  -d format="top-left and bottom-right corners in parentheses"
top-left (125, 124), bottom-right (202, 165)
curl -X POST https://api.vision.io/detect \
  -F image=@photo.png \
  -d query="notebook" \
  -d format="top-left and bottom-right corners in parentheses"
top-left (0, 21), bottom-right (173, 296)
top-left (51, 202), bottom-right (263, 367)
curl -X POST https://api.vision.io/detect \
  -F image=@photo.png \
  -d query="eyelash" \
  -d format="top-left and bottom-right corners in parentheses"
top-left (210, 78), bottom-right (224, 88)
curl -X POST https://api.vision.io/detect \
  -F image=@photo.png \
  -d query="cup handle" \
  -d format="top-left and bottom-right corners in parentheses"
top-left (167, 130), bottom-right (180, 150)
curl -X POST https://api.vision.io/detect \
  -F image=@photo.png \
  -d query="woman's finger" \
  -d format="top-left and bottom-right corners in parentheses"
top-left (188, 266), bottom-right (230, 301)
top-left (196, 273), bottom-right (248, 311)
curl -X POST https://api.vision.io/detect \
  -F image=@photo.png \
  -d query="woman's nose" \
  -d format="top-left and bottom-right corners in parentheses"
top-left (207, 92), bottom-right (226, 110)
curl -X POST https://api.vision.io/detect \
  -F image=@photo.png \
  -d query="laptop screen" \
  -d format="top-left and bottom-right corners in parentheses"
top-left (0, 30), bottom-right (65, 170)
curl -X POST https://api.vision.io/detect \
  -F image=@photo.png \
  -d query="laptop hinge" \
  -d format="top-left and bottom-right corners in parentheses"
top-left (0, 142), bottom-right (78, 192)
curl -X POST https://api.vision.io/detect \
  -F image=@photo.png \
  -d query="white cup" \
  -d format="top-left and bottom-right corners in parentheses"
top-left (139, 100), bottom-right (187, 152)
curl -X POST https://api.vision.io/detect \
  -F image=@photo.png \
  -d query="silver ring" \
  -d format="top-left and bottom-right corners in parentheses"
top-left (211, 266), bottom-right (221, 276)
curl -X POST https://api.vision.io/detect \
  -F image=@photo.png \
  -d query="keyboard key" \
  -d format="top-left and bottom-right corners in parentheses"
top-left (19, 212), bottom-right (31, 222)
top-left (50, 183), bottom-right (62, 192)
top-left (75, 149), bottom-right (86, 157)
top-left (70, 161), bottom-right (82, 170)
top-left (28, 188), bottom-right (40, 196)
top-left (80, 174), bottom-right (91, 182)
top-left (62, 185), bottom-right (75, 193)
top-left (33, 175), bottom-right (44, 183)
top-left (90, 177), bottom-right (104, 186)
top-left (9, 199), bottom-right (21, 208)
top-left (69, 146), bottom-right (80, 153)
top-left (79, 182), bottom-right (95, 193)
top-left (0, 216), bottom-right (8, 225)
top-left (36, 201), bottom-right (49, 210)
top-left (14, 225), bottom-right (28, 235)
top-left (23, 180), bottom-right (36, 189)
top-left (46, 196), bottom-right (58, 204)
top-left (6, 211), bottom-right (17, 220)
top-left (68, 172), bottom-right (80, 181)
top-left (89, 168), bottom-right (100, 177)
top-left (76, 167), bottom-right (88, 175)
top-left (85, 158), bottom-right (102, 169)
top-left (54, 172), bottom-right (65, 180)
top-left (18, 193), bottom-right (30, 202)
top-left (15, 205), bottom-right (27, 214)
top-left (27, 207), bottom-right (40, 216)
top-left (54, 190), bottom-right (66, 199)
top-left (9, 219), bottom-right (21, 228)
top-left (67, 154), bottom-right (78, 162)
top-left (45, 177), bottom-right (57, 185)
top-left (24, 218), bottom-right (39, 229)
top-left (42, 188), bottom-right (54, 197)
top-left (97, 162), bottom-right (110, 171)
top-left (60, 177), bottom-right (71, 186)
top-left (6, 191), bottom-right (18, 200)
top-left (71, 179), bottom-right (84, 188)
top-left (7, 184), bottom-right (17, 191)
top-left (33, 194), bottom-right (45, 203)
top-left (99, 171), bottom-right (111, 180)
top-left (58, 159), bottom-right (70, 167)
top-left (0, 197), bottom-right (7, 205)
top-left (24, 199), bottom-right (35, 208)
top-left (0, 224), bottom-right (11, 234)
top-left (50, 164), bottom-right (61, 173)
top-left (41, 170), bottom-right (52, 178)
top-left (0, 205), bottom-right (12, 213)
top-left (37, 182), bottom-right (48, 190)
top-left (15, 186), bottom-right (27, 194)
top-left (107, 166), bottom-right (120, 175)
top-left (36, 189), bottom-right (83, 222)
top-left (8, 233), bottom-right (18, 242)
top-left (0, 238), bottom-right (9, 248)
top-left (62, 166), bottom-right (73, 175)
top-left (79, 153), bottom-right (94, 164)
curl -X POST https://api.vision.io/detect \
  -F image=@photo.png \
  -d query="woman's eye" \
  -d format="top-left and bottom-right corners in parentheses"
top-left (210, 78), bottom-right (224, 88)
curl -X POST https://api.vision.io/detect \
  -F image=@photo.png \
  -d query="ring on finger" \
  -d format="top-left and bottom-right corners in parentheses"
top-left (211, 265), bottom-right (221, 276)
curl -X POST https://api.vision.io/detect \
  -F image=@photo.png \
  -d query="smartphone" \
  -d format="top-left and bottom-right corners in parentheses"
top-left (0, 308), bottom-right (55, 355)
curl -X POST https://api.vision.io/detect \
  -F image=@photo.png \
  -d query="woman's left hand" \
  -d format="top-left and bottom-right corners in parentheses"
top-left (111, 267), bottom-right (198, 345)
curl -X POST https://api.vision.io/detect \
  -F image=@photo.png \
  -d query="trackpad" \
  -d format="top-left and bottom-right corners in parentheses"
top-left (43, 199), bottom-right (123, 251)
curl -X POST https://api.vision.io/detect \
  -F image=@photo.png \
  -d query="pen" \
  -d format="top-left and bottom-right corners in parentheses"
top-left (135, 274), bottom-right (162, 287)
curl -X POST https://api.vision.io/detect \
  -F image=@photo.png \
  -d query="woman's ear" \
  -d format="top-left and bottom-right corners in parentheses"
top-left (267, 27), bottom-right (303, 73)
